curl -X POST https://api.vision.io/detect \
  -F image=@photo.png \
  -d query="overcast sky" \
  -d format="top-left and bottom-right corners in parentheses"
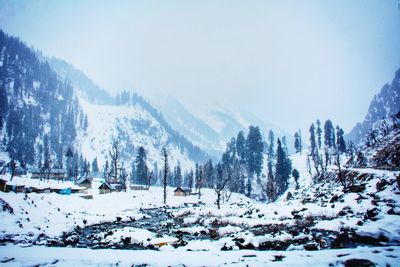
top-left (1, 0), bottom-right (399, 134)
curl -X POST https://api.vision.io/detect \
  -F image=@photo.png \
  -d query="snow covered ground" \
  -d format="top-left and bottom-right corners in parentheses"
top-left (1, 152), bottom-right (400, 266)
top-left (1, 245), bottom-right (399, 266)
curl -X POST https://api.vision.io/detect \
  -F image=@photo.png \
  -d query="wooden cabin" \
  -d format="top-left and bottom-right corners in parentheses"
top-left (130, 185), bottom-right (147, 190)
top-left (30, 168), bottom-right (66, 180)
top-left (5, 184), bottom-right (25, 193)
top-left (111, 183), bottom-right (126, 192)
top-left (71, 186), bottom-right (88, 194)
top-left (98, 182), bottom-right (115, 194)
top-left (75, 177), bottom-right (92, 189)
top-left (25, 186), bottom-right (51, 194)
top-left (174, 187), bottom-right (191, 197)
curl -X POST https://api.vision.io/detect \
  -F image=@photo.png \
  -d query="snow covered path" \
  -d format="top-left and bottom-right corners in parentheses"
top-left (1, 245), bottom-right (399, 266)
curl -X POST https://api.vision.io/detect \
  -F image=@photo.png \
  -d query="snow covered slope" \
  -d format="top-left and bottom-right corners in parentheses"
top-left (347, 68), bottom-right (400, 145)
top-left (77, 97), bottom-right (200, 172)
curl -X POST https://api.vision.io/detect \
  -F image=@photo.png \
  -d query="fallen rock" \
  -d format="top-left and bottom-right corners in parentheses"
top-left (364, 207), bottom-right (380, 221)
top-left (376, 179), bottom-right (388, 192)
top-left (347, 184), bottom-right (366, 193)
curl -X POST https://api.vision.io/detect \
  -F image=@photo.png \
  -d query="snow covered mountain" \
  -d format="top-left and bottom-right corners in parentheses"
top-left (346, 68), bottom-right (400, 145)
top-left (151, 95), bottom-right (295, 157)
top-left (0, 30), bottom-right (208, 173)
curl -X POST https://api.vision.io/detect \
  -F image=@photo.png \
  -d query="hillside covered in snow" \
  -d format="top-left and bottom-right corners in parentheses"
top-left (0, 30), bottom-right (209, 176)
top-left (346, 68), bottom-right (400, 146)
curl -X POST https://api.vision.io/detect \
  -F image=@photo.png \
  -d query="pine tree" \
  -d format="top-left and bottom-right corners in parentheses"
top-left (91, 157), bottom-right (99, 173)
top-left (187, 169), bottom-right (194, 191)
top-left (274, 138), bottom-right (292, 197)
top-left (309, 123), bottom-right (317, 156)
top-left (266, 160), bottom-right (276, 201)
top-left (336, 126), bottom-right (347, 153)
top-left (174, 162), bottom-right (182, 187)
top-left (282, 136), bottom-right (288, 155)
top-left (236, 131), bottom-right (246, 163)
top-left (316, 119), bottom-right (322, 150)
top-left (268, 130), bottom-right (275, 160)
top-left (203, 159), bottom-right (214, 187)
top-left (135, 146), bottom-right (148, 185)
top-left (324, 120), bottom-right (335, 148)
top-left (245, 126), bottom-right (264, 177)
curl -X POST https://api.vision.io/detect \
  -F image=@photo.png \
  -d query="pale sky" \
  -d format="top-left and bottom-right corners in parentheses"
top-left (1, 0), bottom-right (399, 135)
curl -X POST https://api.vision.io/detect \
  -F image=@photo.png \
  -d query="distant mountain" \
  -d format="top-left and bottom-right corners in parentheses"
top-left (0, 29), bottom-right (208, 175)
top-left (150, 96), bottom-right (222, 158)
top-left (44, 56), bottom-right (114, 105)
top-left (346, 69), bottom-right (400, 145)
top-left (151, 96), bottom-right (295, 156)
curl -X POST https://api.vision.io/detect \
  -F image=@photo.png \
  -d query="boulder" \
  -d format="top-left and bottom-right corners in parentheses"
top-left (344, 258), bottom-right (375, 267)
top-left (376, 179), bottom-right (388, 192)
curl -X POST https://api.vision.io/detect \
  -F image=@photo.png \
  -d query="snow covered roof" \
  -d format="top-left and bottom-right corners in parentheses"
top-left (75, 177), bottom-right (91, 185)
top-left (98, 182), bottom-right (115, 190)
top-left (29, 168), bottom-right (67, 174)
top-left (174, 187), bottom-right (190, 193)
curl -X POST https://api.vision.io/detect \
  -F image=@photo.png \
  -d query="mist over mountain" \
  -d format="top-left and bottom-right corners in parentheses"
top-left (150, 95), bottom-right (295, 158)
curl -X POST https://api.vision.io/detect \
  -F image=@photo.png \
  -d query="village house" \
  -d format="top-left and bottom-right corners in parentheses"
top-left (111, 183), bottom-right (126, 192)
top-left (174, 187), bottom-right (191, 196)
top-left (30, 168), bottom-right (66, 180)
top-left (75, 177), bottom-right (92, 189)
top-left (24, 186), bottom-right (51, 194)
top-left (98, 182), bottom-right (115, 194)
top-left (130, 185), bottom-right (148, 190)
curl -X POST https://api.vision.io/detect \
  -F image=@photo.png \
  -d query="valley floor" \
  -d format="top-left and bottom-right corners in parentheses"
top-left (1, 166), bottom-right (400, 266)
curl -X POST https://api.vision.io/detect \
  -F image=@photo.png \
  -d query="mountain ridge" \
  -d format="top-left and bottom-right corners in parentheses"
top-left (346, 68), bottom-right (400, 145)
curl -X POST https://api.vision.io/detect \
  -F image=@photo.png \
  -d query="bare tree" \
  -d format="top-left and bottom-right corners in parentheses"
top-left (333, 149), bottom-right (346, 190)
top-left (109, 140), bottom-right (121, 182)
top-left (46, 159), bottom-right (53, 182)
top-left (198, 166), bottom-right (205, 200)
top-left (119, 165), bottom-right (128, 192)
top-left (162, 147), bottom-right (169, 205)
top-left (214, 164), bottom-right (231, 209)
top-left (146, 169), bottom-right (153, 190)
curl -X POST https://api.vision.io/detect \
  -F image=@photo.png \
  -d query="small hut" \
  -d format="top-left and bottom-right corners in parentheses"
top-left (98, 182), bottom-right (115, 194)
top-left (75, 177), bottom-right (92, 189)
top-left (30, 168), bottom-right (66, 180)
top-left (5, 184), bottom-right (25, 193)
top-left (174, 187), bottom-right (190, 196)
top-left (130, 185), bottom-right (147, 190)
top-left (111, 183), bottom-right (126, 192)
